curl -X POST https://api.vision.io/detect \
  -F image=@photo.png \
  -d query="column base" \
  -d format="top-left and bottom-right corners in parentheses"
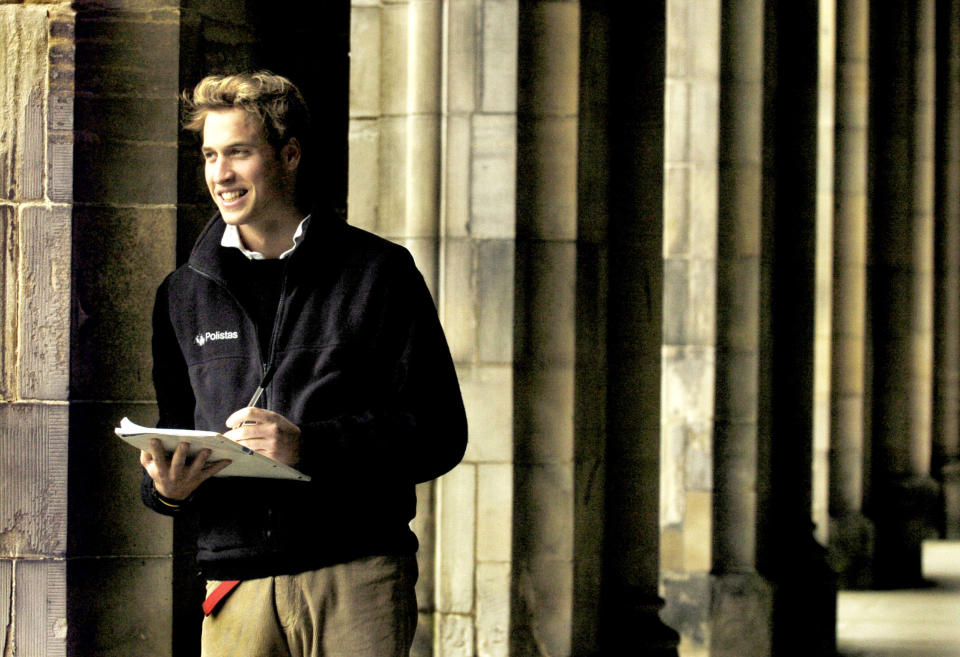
top-left (940, 460), bottom-right (960, 540)
top-left (601, 587), bottom-right (680, 656)
top-left (871, 475), bottom-right (940, 589)
top-left (828, 511), bottom-right (875, 589)
top-left (661, 571), bottom-right (773, 657)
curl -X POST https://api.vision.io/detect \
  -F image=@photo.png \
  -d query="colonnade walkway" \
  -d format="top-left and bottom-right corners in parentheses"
top-left (837, 540), bottom-right (960, 656)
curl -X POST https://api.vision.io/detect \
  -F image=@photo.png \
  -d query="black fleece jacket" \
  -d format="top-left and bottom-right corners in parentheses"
top-left (142, 213), bottom-right (467, 580)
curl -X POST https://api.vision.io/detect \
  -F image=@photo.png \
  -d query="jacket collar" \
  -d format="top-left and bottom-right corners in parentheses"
top-left (187, 210), bottom-right (347, 284)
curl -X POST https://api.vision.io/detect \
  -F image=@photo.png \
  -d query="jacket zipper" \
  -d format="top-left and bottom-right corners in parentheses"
top-left (188, 262), bottom-right (290, 407)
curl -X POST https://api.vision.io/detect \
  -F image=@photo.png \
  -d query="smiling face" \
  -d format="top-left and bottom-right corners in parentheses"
top-left (201, 108), bottom-right (300, 237)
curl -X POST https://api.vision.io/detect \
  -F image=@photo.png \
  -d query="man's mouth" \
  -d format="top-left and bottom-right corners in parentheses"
top-left (220, 189), bottom-right (248, 202)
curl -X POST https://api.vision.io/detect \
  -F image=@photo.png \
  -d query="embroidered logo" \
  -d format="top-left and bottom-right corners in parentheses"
top-left (195, 330), bottom-right (239, 347)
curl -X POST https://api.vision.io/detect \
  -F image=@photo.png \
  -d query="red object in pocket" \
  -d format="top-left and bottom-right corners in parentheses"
top-left (202, 580), bottom-right (241, 616)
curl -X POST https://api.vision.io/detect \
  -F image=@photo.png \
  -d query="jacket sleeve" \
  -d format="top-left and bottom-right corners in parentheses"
top-left (297, 250), bottom-right (468, 485)
top-left (140, 274), bottom-right (198, 516)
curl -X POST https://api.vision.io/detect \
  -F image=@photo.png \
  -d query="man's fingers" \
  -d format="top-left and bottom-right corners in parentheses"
top-left (169, 441), bottom-right (191, 474)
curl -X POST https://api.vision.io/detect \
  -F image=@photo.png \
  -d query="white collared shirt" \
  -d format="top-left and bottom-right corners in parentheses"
top-left (221, 215), bottom-right (312, 260)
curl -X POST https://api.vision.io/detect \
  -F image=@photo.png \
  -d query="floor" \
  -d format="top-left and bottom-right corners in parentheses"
top-left (836, 540), bottom-right (960, 656)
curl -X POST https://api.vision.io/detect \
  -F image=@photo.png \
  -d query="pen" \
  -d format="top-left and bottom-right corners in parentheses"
top-left (240, 363), bottom-right (277, 426)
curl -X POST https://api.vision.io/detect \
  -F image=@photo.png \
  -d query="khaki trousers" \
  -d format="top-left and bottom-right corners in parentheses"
top-left (200, 555), bottom-right (418, 657)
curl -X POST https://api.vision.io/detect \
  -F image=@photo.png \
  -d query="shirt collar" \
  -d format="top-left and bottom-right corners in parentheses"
top-left (221, 215), bottom-right (311, 260)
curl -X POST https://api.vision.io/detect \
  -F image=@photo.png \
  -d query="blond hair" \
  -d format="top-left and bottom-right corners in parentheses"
top-left (182, 71), bottom-right (310, 152)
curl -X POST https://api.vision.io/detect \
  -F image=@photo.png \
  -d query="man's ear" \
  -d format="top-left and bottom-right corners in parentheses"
top-left (281, 138), bottom-right (302, 172)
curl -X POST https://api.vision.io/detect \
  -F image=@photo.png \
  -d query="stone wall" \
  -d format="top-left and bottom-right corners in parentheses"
top-left (1, 3), bottom-right (73, 655)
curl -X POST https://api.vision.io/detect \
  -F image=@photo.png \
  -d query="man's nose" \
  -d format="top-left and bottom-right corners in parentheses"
top-left (212, 157), bottom-right (234, 182)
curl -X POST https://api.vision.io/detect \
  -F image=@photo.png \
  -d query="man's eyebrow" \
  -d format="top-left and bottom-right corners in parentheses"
top-left (201, 141), bottom-right (257, 151)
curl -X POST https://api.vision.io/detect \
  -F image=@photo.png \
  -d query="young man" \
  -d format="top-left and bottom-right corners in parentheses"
top-left (139, 71), bottom-right (467, 657)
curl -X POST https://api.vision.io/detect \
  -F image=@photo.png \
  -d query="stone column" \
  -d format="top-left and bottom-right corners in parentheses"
top-left (812, 0), bottom-right (836, 551)
top-left (935, 0), bottom-right (960, 540)
top-left (0, 6), bottom-right (73, 655)
top-left (512, 3), bottom-right (584, 656)
top-left (868, 0), bottom-right (940, 588)
top-left (760, 1), bottom-right (836, 653)
top-left (602, 1), bottom-right (679, 655)
top-left (828, 0), bottom-right (874, 588)
top-left (660, 1), bottom-right (774, 654)
top-left (68, 3), bottom-right (183, 655)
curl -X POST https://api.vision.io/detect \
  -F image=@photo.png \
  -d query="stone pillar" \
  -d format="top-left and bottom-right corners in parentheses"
top-left (828, 0), bottom-right (875, 588)
top-left (660, 1), bottom-right (773, 654)
top-left (760, 1), bottom-right (836, 653)
top-left (68, 3), bottom-right (183, 655)
top-left (812, 0), bottom-right (836, 551)
top-left (1, 6), bottom-right (73, 655)
top-left (602, 1), bottom-right (679, 655)
top-left (513, 3), bottom-right (583, 656)
top-left (869, 0), bottom-right (940, 588)
top-left (935, 0), bottom-right (960, 540)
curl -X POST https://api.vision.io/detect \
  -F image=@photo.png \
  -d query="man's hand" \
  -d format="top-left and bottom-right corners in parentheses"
top-left (224, 408), bottom-right (302, 467)
top-left (140, 440), bottom-right (232, 501)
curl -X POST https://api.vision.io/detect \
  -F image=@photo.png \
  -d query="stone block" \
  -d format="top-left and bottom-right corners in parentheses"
top-left (377, 115), bottom-right (411, 236)
top-left (16, 559), bottom-right (67, 657)
top-left (660, 421), bottom-right (687, 526)
top-left (661, 345), bottom-right (715, 423)
top-left (68, 402), bottom-right (172, 557)
top-left (74, 140), bottom-right (178, 206)
top-left (74, 11), bottom-right (179, 98)
top-left (442, 115), bottom-right (472, 236)
top-left (517, 117), bottom-right (578, 240)
top-left (349, 6), bottom-right (382, 118)
top-left (347, 118), bottom-right (381, 232)
top-left (459, 364), bottom-right (512, 463)
top-left (74, 96), bottom-right (178, 144)
top-left (19, 205), bottom-right (71, 400)
top-left (476, 561), bottom-right (510, 657)
top-left (515, 240), bottom-right (575, 364)
top-left (412, 610), bottom-right (434, 657)
top-left (481, 0), bottom-right (518, 114)
top-left (684, 490), bottom-right (713, 573)
top-left (0, 403), bottom-right (68, 558)
top-left (71, 206), bottom-right (177, 401)
top-left (477, 239), bottom-right (515, 363)
top-left (0, 560), bottom-right (8, 641)
top-left (514, 463), bottom-right (573, 561)
top-left (514, 556), bottom-right (572, 657)
top-left (412, 480), bottom-right (436, 604)
top-left (403, 114), bottom-right (442, 237)
top-left (437, 463), bottom-right (476, 614)
top-left (0, 205), bottom-right (16, 400)
top-left (381, 4), bottom-right (411, 115)
top-left (437, 612), bottom-right (475, 657)
top-left (663, 165), bottom-right (690, 257)
top-left (476, 463), bottom-right (512, 562)
top-left (664, 80), bottom-right (690, 164)
top-left (470, 114), bottom-right (517, 239)
top-left (0, 5), bottom-right (48, 201)
top-left (514, 366), bottom-right (573, 464)
top-left (518, 1), bottom-right (578, 117)
top-left (447, 0), bottom-right (479, 113)
top-left (404, 237), bottom-right (439, 299)
top-left (68, 556), bottom-right (173, 657)
top-left (408, 0), bottom-right (442, 114)
top-left (708, 572), bottom-right (773, 657)
top-left (688, 165), bottom-right (718, 258)
top-left (440, 239), bottom-right (477, 362)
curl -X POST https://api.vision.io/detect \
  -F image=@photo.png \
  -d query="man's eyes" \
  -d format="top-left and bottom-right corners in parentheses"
top-left (201, 148), bottom-right (251, 161)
